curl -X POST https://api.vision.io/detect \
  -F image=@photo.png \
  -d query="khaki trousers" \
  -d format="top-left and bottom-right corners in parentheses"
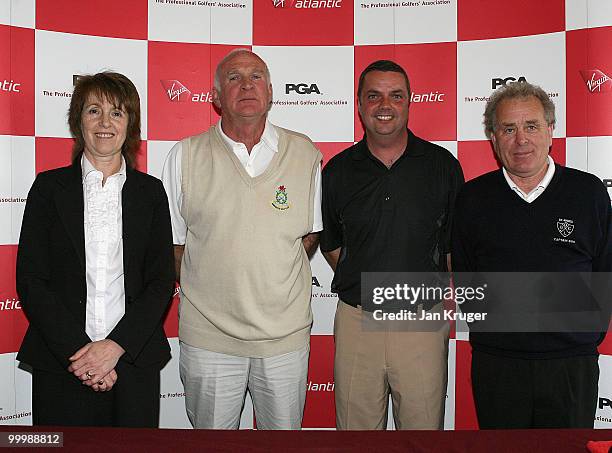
top-left (334, 301), bottom-right (449, 430)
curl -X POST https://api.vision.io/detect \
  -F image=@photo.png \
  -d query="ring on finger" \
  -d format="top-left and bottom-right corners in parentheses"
top-left (98, 380), bottom-right (104, 385)
top-left (86, 371), bottom-right (93, 379)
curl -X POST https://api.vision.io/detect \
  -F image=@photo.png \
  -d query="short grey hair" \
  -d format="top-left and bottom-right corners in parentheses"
top-left (483, 81), bottom-right (556, 138)
top-left (213, 48), bottom-right (271, 93)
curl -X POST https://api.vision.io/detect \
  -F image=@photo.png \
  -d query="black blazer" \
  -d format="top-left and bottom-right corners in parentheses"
top-left (16, 160), bottom-right (175, 373)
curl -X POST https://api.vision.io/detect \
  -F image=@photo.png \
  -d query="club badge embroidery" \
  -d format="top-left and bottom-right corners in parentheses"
top-left (557, 219), bottom-right (574, 238)
top-left (272, 185), bottom-right (290, 210)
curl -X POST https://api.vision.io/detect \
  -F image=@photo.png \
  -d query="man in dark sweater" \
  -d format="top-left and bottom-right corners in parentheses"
top-left (452, 81), bottom-right (611, 429)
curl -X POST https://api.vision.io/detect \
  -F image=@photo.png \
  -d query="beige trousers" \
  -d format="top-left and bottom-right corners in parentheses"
top-left (334, 301), bottom-right (449, 430)
top-left (180, 342), bottom-right (309, 429)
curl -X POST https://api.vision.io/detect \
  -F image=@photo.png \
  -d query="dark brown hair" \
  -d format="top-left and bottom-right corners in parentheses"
top-left (68, 72), bottom-right (141, 168)
top-left (357, 60), bottom-right (411, 101)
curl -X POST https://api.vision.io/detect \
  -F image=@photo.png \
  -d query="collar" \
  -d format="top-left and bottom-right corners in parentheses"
top-left (217, 119), bottom-right (279, 152)
top-left (351, 129), bottom-right (425, 161)
top-left (502, 154), bottom-right (555, 195)
top-left (81, 153), bottom-right (127, 182)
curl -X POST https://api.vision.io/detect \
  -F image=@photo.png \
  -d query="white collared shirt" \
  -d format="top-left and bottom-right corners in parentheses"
top-left (82, 154), bottom-right (126, 341)
top-left (502, 155), bottom-right (556, 203)
top-left (162, 120), bottom-right (323, 245)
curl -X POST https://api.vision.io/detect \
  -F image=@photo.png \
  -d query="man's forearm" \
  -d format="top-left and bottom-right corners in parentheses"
top-left (302, 233), bottom-right (319, 259)
top-left (323, 247), bottom-right (340, 272)
top-left (173, 245), bottom-right (185, 282)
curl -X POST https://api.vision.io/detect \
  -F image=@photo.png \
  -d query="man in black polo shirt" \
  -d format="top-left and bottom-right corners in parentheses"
top-left (320, 60), bottom-right (464, 430)
top-left (452, 81), bottom-right (611, 428)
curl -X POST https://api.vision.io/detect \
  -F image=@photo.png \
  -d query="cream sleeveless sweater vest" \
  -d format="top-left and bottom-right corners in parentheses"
top-left (178, 124), bottom-right (321, 357)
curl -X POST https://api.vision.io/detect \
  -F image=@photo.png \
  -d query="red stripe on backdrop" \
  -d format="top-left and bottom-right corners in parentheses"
top-left (163, 286), bottom-right (179, 339)
top-left (35, 137), bottom-right (73, 174)
top-left (148, 42), bottom-right (246, 141)
top-left (302, 335), bottom-right (336, 428)
top-left (599, 324), bottom-right (612, 356)
top-left (253, 0), bottom-right (354, 46)
top-left (454, 339), bottom-right (478, 429)
top-left (566, 27), bottom-right (612, 138)
top-left (354, 43), bottom-right (457, 143)
top-left (0, 245), bottom-right (28, 355)
top-left (0, 25), bottom-right (35, 136)
top-left (36, 0), bottom-right (148, 40)
top-left (316, 142), bottom-right (354, 167)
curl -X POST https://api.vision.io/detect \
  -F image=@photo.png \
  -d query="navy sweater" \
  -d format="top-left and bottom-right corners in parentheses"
top-left (452, 164), bottom-right (611, 359)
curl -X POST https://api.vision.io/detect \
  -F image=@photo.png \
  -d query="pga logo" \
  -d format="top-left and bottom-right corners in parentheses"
top-left (491, 76), bottom-right (527, 89)
top-left (285, 83), bottom-right (322, 95)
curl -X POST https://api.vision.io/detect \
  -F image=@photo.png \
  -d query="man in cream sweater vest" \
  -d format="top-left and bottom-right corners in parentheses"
top-left (162, 49), bottom-right (322, 429)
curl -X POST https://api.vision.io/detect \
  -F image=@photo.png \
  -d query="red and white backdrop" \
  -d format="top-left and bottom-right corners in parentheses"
top-left (1, 0), bottom-right (611, 429)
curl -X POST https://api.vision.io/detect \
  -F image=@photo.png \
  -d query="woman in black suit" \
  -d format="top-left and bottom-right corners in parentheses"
top-left (17, 72), bottom-right (175, 427)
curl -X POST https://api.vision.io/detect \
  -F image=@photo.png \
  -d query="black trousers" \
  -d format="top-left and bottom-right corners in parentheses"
top-left (471, 350), bottom-right (599, 429)
top-left (32, 360), bottom-right (160, 427)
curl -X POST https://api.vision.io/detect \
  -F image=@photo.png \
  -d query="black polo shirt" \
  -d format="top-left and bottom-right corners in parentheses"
top-left (320, 129), bottom-right (464, 307)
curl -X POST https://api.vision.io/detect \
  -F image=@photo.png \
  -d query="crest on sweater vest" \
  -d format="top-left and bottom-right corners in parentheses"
top-left (272, 185), bottom-right (290, 210)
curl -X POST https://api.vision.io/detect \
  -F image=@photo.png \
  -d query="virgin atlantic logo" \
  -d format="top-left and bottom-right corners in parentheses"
top-left (160, 80), bottom-right (192, 102)
top-left (580, 69), bottom-right (612, 93)
top-left (272, 0), bottom-right (342, 8)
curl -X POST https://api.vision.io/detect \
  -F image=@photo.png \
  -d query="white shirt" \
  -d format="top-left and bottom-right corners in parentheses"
top-left (502, 155), bottom-right (556, 203)
top-left (82, 154), bottom-right (126, 341)
top-left (162, 120), bottom-right (323, 245)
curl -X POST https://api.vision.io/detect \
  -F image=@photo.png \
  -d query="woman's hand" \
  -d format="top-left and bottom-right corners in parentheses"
top-left (67, 339), bottom-right (125, 386)
top-left (91, 369), bottom-right (118, 392)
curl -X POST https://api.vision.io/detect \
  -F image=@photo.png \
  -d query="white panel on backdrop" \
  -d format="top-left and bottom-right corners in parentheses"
top-left (210, 0), bottom-right (252, 45)
top-left (255, 46), bottom-right (354, 143)
top-left (0, 353), bottom-right (16, 425)
top-left (159, 338), bottom-right (254, 429)
top-left (433, 141), bottom-right (458, 159)
top-left (0, 353), bottom-right (31, 425)
top-left (159, 338), bottom-right (191, 429)
top-left (457, 32), bottom-right (566, 141)
top-left (394, 0), bottom-right (456, 45)
top-left (354, 1), bottom-right (456, 45)
top-left (444, 339), bottom-right (456, 430)
top-left (148, 0), bottom-right (213, 44)
top-left (566, 0), bottom-right (588, 31)
top-left (566, 0), bottom-right (612, 31)
top-left (14, 361), bottom-right (32, 426)
top-left (566, 136), bottom-right (588, 172)
top-left (148, 0), bottom-right (252, 45)
top-left (0, 135), bottom-right (34, 245)
top-left (147, 140), bottom-right (176, 180)
top-left (595, 354), bottom-right (612, 428)
top-left (35, 30), bottom-right (148, 139)
top-left (0, 0), bottom-right (35, 29)
top-left (585, 135), bottom-right (612, 200)
top-left (310, 249), bottom-right (336, 336)
top-left (454, 321), bottom-right (469, 342)
top-left (354, 2), bottom-right (394, 45)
